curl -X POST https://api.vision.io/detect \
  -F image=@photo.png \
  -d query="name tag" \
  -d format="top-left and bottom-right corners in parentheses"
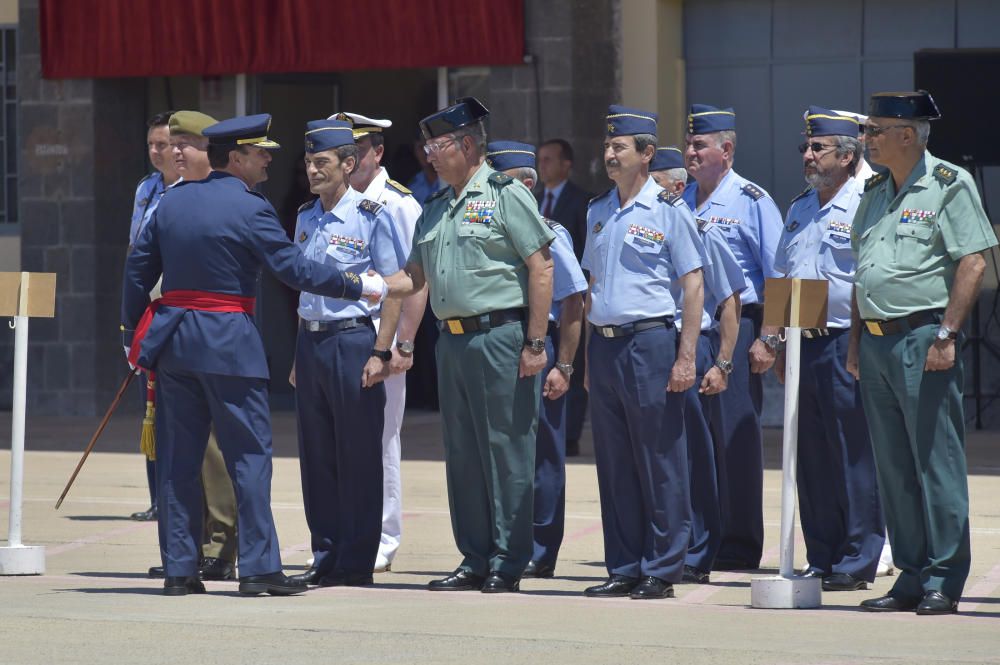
top-left (463, 200), bottom-right (496, 225)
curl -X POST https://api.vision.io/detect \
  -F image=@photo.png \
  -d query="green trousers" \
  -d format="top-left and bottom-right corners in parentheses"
top-left (859, 324), bottom-right (971, 600)
top-left (201, 431), bottom-right (238, 563)
top-left (436, 322), bottom-right (540, 578)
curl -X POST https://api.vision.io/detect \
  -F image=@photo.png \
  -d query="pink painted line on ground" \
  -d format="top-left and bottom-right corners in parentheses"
top-left (46, 521), bottom-right (154, 557)
top-left (563, 520), bottom-right (603, 542)
top-left (0, 499), bottom-right (8, 510)
top-left (958, 562), bottom-right (1000, 612)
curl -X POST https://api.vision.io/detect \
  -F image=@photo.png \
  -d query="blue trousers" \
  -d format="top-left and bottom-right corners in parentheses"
top-left (714, 313), bottom-right (764, 566)
top-left (295, 324), bottom-right (385, 578)
top-left (155, 368), bottom-right (281, 578)
top-left (588, 325), bottom-right (690, 582)
top-left (532, 333), bottom-right (567, 566)
top-left (797, 330), bottom-right (884, 580)
top-left (684, 331), bottom-right (723, 573)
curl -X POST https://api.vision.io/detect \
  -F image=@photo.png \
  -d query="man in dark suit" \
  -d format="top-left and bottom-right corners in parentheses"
top-left (535, 139), bottom-right (592, 455)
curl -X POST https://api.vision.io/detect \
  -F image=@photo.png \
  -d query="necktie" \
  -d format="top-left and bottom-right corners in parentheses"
top-left (543, 191), bottom-right (554, 218)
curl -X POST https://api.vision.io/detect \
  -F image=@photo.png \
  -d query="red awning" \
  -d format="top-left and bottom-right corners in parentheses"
top-left (40, 0), bottom-right (525, 79)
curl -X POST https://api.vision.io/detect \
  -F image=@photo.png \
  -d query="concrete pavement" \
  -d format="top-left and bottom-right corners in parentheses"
top-left (1, 410), bottom-right (999, 664)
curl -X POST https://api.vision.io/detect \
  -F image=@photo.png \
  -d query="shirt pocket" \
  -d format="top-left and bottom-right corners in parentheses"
top-left (326, 242), bottom-right (366, 270)
top-left (893, 222), bottom-right (937, 265)
top-left (455, 223), bottom-right (494, 269)
top-left (620, 232), bottom-right (664, 273)
top-left (820, 231), bottom-right (854, 274)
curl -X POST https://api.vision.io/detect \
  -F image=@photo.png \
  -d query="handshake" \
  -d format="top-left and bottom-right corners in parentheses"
top-left (359, 270), bottom-right (391, 306)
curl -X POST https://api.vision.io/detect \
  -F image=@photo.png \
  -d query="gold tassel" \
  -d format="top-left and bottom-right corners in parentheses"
top-left (140, 377), bottom-right (156, 461)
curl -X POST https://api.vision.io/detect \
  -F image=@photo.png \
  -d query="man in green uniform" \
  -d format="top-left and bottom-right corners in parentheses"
top-left (848, 91), bottom-right (998, 615)
top-left (365, 97), bottom-right (555, 593)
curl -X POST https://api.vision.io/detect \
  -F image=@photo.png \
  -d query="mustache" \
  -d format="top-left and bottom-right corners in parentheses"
top-left (605, 159), bottom-right (620, 168)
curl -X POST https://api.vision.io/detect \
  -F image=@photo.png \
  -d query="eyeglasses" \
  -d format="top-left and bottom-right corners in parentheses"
top-left (863, 124), bottom-right (912, 138)
top-left (423, 138), bottom-right (457, 156)
top-left (798, 142), bottom-right (836, 155)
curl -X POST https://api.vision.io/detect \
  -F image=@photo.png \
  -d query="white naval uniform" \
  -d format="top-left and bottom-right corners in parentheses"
top-left (363, 167), bottom-right (422, 569)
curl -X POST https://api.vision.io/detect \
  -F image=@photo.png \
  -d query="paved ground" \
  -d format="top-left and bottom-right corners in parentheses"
top-left (1, 410), bottom-right (999, 664)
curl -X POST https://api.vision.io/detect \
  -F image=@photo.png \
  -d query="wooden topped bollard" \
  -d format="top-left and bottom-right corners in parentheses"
top-left (0, 272), bottom-right (56, 575)
top-left (750, 277), bottom-right (827, 609)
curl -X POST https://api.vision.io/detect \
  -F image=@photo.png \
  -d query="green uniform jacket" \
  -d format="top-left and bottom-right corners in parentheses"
top-left (409, 161), bottom-right (556, 320)
top-left (851, 151), bottom-right (997, 320)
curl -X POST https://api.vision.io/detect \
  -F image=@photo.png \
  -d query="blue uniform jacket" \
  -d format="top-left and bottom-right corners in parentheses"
top-left (122, 171), bottom-right (363, 378)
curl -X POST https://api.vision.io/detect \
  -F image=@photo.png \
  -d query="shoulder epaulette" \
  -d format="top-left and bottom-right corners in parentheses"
top-left (297, 199), bottom-right (316, 213)
top-left (657, 190), bottom-right (684, 207)
top-left (741, 183), bottom-right (765, 201)
top-left (790, 186), bottom-right (812, 203)
top-left (933, 164), bottom-right (958, 186)
top-left (543, 217), bottom-right (564, 233)
top-left (386, 178), bottom-right (412, 196)
top-left (359, 198), bottom-right (383, 215)
top-left (489, 172), bottom-right (514, 187)
top-left (696, 218), bottom-right (713, 234)
top-left (588, 187), bottom-right (614, 207)
top-left (426, 186), bottom-right (449, 203)
top-left (864, 172), bottom-right (887, 192)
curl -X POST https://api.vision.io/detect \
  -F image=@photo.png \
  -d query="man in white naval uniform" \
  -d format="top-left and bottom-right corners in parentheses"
top-left (334, 111), bottom-right (429, 572)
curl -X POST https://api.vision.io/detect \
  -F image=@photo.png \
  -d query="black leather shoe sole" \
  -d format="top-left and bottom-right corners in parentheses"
top-left (130, 507), bottom-right (158, 521)
top-left (822, 574), bottom-right (868, 592)
top-left (522, 562), bottom-right (556, 579)
top-left (681, 566), bottom-right (710, 584)
top-left (481, 573), bottom-right (520, 593)
top-left (428, 573), bottom-right (485, 591)
top-left (630, 578), bottom-right (675, 599)
top-left (199, 562), bottom-right (236, 582)
top-left (238, 580), bottom-right (307, 596)
top-left (584, 578), bottom-right (639, 597)
top-left (148, 566), bottom-right (165, 579)
top-left (860, 594), bottom-right (921, 612)
top-left (163, 577), bottom-right (205, 596)
top-left (916, 591), bottom-right (959, 615)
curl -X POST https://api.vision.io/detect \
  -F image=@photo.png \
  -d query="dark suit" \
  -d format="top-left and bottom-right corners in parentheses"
top-left (536, 180), bottom-right (592, 446)
top-left (122, 171), bottom-right (362, 578)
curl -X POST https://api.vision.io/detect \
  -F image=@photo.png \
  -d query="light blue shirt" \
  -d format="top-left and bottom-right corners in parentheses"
top-left (682, 221), bottom-right (747, 331)
top-left (548, 221), bottom-right (587, 322)
top-left (129, 172), bottom-right (166, 246)
top-left (682, 168), bottom-right (783, 305)
top-left (583, 176), bottom-right (705, 326)
top-left (295, 187), bottom-right (406, 321)
top-left (774, 176), bottom-right (863, 328)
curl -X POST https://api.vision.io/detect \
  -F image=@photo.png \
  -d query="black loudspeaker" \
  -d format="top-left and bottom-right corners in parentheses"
top-left (914, 49), bottom-right (1000, 166)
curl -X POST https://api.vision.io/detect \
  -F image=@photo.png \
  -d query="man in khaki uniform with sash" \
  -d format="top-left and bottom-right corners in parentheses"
top-left (848, 91), bottom-right (998, 615)
top-left (367, 97), bottom-right (555, 593)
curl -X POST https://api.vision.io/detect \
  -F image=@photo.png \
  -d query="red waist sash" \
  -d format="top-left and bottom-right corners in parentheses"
top-left (127, 290), bottom-right (256, 367)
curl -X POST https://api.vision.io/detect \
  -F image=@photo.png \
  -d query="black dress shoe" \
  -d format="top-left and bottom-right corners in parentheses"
top-left (318, 572), bottom-right (374, 587)
top-left (860, 592), bottom-right (921, 612)
top-left (130, 506), bottom-right (158, 521)
top-left (238, 572), bottom-right (308, 596)
top-left (584, 575), bottom-right (639, 597)
top-left (916, 590), bottom-right (959, 615)
top-left (428, 569), bottom-right (485, 591)
top-left (481, 571), bottom-right (520, 593)
top-left (822, 572), bottom-right (868, 591)
top-left (630, 576), bottom-right (675, 599)
top-left (522, 560), bottom-right (555, 579)
top-left (199, 557), bottom-right (236, 581)
top-left (163, 576), bottom-right (205, 596)
top-left (289, 567), bottom-right (322, 586)
top-left (148, 565), bottom-right (165, 579)
top-left (800, 567), bottom-right (825, 579)
top-left (681, 565), bottom-right (710, 584)
top-left (712, 558), bottom-right (758, 571)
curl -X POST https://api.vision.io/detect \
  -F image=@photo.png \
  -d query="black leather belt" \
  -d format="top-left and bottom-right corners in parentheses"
top-left (592, 316), bottom-right (673, 339)
top-left (302, 316), bottom-right (373, 333)
top-left (863, 310), bottom-right (942, 337)
top-left (438, 308), bottom-right (526, 335)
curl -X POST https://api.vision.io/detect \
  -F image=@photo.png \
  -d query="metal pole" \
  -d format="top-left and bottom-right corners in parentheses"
top-left (779, 324), bottom-right (801, 578)
top-left (437, 67), bottom-right (448, 109)
top-left (6, 312), bottom-right (27, 547)
top-left (235, 73), bottom-right (247, 117)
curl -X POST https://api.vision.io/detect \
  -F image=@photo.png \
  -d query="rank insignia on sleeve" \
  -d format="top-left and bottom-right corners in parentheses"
top-left (899, 209), bottom-right (936, 224)
top-left (785, 221), bottom-right (799, 232)
top-left (298, 231), bottom-right (307, 243)
top-left (463, 200), bottom-right (496, 225)
top-left (592, 221), bottom-right (604, 234)
top-left (933, 164), bottom-right (957, 185)
top-left (359, 199), bottom-right (383, 215)
top-left (741, 183), bottom-right (765, 200)
top-left (344, 271), bottom-right (360, 284)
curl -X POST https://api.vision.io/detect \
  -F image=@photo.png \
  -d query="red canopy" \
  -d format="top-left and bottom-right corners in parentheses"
top-left (40, 0), bottom-right (525, 79)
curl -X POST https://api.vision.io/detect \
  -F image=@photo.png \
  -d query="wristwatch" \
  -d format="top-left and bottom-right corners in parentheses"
top-left (371, 347), bottom-right (392, 362)
top-left (556, 362), bottom-right (574, 377)
top-left (935, 325), bottom-right (958, 341)
top-left (396, 340), bottom-right (415, 356)
top-left (714, 358), bottom-right (734, 375)
top-left (524, 337), bottom-right (546, 354)
top-left (759, 334), bottom-right (784, 351)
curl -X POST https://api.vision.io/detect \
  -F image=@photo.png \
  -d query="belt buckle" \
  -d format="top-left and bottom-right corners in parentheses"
top-left (447, 319), bottom-right (464, 335)
top-left (598, 326), bottom-right (614, 338)
top-left (864, 320), bottom-right (883, 337)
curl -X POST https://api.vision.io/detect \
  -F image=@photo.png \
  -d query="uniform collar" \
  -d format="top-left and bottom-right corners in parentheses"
top-left (362, 167), bottom-right (388, 200)
top-left (694, 168), bottom-right (738, 211)
top-left (452, 161), bottom-right (493, 206)
top-left (329, 186), bottom-right (360, 221)
top-left (633, 175), bottom-right (661, 209)
top-left (820, 175), bottom-right (861, 213)
top-left (885, 151), bottom-right (930, 199)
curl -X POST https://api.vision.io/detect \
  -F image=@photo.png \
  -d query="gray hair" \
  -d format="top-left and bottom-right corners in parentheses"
top-left (712, 130), bottom-right (737, 152)
top-left (832, 134), bottom-right (861, 171)
top-left (513, 166), bottom-right (537, 186)
top-left (453, 119), bottom-right (488, 154)
top-left (659, 167), bottom-right (688, 187)
top-left (911, 119), bottom-right (931, 145)
top-left (633, 133), bottom-right (657, 155)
